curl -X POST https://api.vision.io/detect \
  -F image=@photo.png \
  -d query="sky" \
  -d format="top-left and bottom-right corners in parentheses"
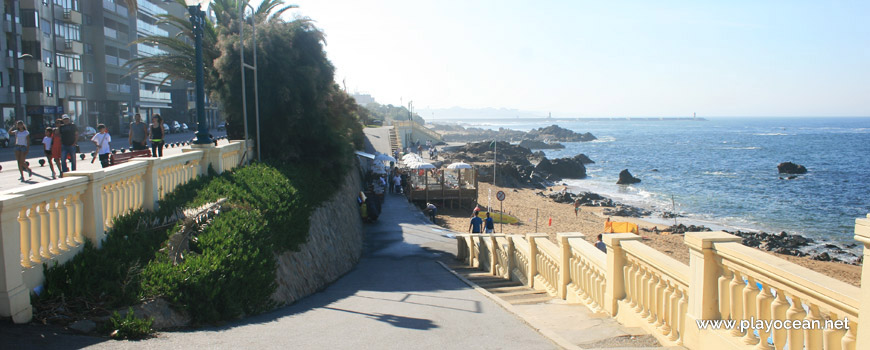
top-left (253, 0), bottom-right (870, 117)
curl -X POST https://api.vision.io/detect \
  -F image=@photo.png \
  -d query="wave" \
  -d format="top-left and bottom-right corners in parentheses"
top-left (702, 171), bottom-right (738, 177)
top-left (752, 133), bottom-right (790, 136)
top-left (589, 136), bottom-right (616, 143)
top-left (719, 146), bottom-right (761, 150)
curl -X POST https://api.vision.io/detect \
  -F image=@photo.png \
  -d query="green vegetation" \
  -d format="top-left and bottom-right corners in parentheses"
top-left (363, 102), bottom-right (426, 125)
top-left (38, 162), bottom-right (337, 328)
top-left (107, 308), bottom-right (153, 340)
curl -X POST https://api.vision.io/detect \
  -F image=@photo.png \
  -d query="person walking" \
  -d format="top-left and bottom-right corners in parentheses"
top-left (42, 128), bottom-right (57, 179)
top-left (484, 212), bottom-right (495, 233)
top-left (150, 115), bottom-right (165, 157)
top-left (128, 113), bottom-right (149, 150)
top-left (9, 120), bottom-right (33, 181)
top-left (469, 213), bottom-right (483, 233)
top-left (595, 234), bottom-right (606, 253)
top-left (426, 202), bottom-right (437, 223)
top-left (91, 124), bottom-right (112, 168)
top-left (58, 116), bottom-right (78, 173)
top-left (51, 119), bottom-right (63, 176)
top-left (574, 198), bottom-right (582, 217)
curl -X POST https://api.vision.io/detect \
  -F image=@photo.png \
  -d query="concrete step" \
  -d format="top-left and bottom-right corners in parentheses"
top-left (473, 280), bottom-right (522, 289)
top-left (486, 285), bottom-right (531, 293)
top-left (491, 289), bottom-right (547, 298)
top-left (507, 295), bottom-right (553, 305)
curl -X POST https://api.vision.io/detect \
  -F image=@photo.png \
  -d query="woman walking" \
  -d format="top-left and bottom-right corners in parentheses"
top-left (9, 120), bottom-right (33, 181)
top-left (51, 119), bottom-right (63, 177)
top-left (150, 115), bottom-right (165, 157)
top-left (42, 127), bottom-right (57, 178)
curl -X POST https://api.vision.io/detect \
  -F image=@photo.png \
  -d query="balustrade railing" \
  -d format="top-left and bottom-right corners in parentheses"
top-left (0, 141), bottom-right (251, 324)
top-left (562, 234), bottom-right (606, 312)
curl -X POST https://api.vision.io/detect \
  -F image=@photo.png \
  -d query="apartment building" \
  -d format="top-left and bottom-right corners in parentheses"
top-left (2, 0), bottom-right (205, 137)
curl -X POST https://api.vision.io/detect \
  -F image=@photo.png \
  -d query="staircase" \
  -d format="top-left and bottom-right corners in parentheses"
top-left (389, 126), bottom-right (401, 154)
top-left (451, 267), bottom-right (553, 305)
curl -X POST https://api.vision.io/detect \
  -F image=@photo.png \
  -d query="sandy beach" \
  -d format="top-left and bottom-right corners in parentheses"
top-left (433, 182), bottom-right (862, 287)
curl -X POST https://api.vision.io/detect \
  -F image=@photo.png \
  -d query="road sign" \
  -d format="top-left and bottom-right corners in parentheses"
top-left (496, 191), bottom-right (505, 201)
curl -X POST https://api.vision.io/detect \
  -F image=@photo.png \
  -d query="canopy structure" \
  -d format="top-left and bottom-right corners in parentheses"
top-left (446, 162), bottom-right (472, 169)
top-left (406, 162), bottom-right (436, 169)
top-left (375, 153), bottom-right (397, 163)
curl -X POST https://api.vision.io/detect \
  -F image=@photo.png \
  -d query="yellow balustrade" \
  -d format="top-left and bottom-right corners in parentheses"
top-left (511, 236), bottom-right (531, 286)
top-left (562, 235), bottom-right (607, 311)
top-left (494, 236), bottom-right (511, 278)
top-left (0, 141), bottom-right (249, 324)
top-left (531, 237), bottom-right (560, 296)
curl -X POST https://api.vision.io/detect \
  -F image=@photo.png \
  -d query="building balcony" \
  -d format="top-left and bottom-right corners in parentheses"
top-left (140, 89), bottom-right (171, 102)
top-left (103, 0), bottom-right (129, 18)
top-left (103, 26), bottom-right (129, 42)
top-left (137, 0), bottom-right (168, 17)
top-left (21, 27), bottom-right (40, 42)
top-left (56, 38), bottom-right (84, 55)
top-left (55, 7), bottom-right (83, 24)
top-left (136, 43), bottom-right (167, 57)
top-left (105, 54), bottom-right (119, 66)
top-left (136, 20), bottom-right (168, 37)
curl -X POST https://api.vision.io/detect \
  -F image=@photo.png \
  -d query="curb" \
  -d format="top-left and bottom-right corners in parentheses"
top-left (435, 261), bottom-right (581, 350)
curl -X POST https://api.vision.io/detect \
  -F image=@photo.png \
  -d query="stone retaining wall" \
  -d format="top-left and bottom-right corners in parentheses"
top-left (271, 169), bottom-right (364, 304)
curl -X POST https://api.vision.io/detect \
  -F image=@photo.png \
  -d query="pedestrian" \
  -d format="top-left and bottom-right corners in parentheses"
top-left (91, 124), bottom-right (112, 168)
top-left (42, 127), bottom-right (57, 178)
top-left (469, 213), bottom-right (483, 233)
top-left (595, 234), bottom-right (606, 253)
top-left (393, 173), bottom-right (402, 194)
top-left (150, 114), bottom-right (165, 157)
top-left (574, 198), bottom-right (581, 217)
top-left (58, 116), bottom-right (78, 172)
top-left (9, 120), bottom-right (33, 181)
top-left (128, 113), bottom-right (149, 150)
top-left (484, 212), bottom-right (495, 233)
top-left (426, 202), bottom-right (437, 222)
top-left (51, 119), bottom-right (63, 177)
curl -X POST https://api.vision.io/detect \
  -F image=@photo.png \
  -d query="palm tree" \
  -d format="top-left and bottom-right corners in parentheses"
top-left (125, 0), bottom-right (295, 86)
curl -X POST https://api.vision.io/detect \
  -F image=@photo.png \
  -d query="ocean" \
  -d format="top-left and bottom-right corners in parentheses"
top-left (440, 117), bottom-right (870, 255)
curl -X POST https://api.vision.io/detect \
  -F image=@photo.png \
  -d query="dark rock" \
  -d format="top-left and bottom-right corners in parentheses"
top-left (535, 156), bottom-right (587, 181)
top-left (518, 139), bottom-right (565, 149)
top-left (616, 169), bottom-right (641, 185)
top-left (812, 252), bottom-right (832, 262)
top-left (69, 320), bottom-right (96, 334)
top-left (777, 162), bottom-right (807, 174)
top-left (603, 205), bottom-right (651, 218)
top-left (661, 211), bottom-right (685, 219)
top-left (525, 124), bottom-right (597, 142)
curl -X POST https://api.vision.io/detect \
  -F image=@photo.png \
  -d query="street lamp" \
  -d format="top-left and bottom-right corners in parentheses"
top-left (239, 2), bottom-right (260, 162)
top-left (185, 0), bottom-right (212, 144)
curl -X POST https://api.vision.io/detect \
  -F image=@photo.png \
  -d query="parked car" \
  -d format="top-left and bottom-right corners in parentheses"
top-left (163, 123), bottom-right (172, 134)
top-left (0, 128), bottom-right (9, 147)
top-left (180, 123), bottom-right (189, 133)
top-left (216, 122), bottom-right (226, 131)
top-left (79, 126), bottom-right (97, 140)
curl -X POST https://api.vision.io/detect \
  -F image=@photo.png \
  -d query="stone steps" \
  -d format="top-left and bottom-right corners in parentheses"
top-left (451, 266), bottom-right (554, 305)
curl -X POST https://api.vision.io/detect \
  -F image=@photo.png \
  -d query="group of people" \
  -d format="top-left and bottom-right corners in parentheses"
top-left (6, 113), bottom-right (169, 182)
top-left (8, 116), bottom-right (79, 181)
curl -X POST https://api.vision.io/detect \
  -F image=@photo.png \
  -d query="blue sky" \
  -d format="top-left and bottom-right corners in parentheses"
top-left (254, 0), bottom-right (869, 117)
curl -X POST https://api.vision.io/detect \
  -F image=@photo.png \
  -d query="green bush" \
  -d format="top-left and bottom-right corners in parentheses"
top-left (39, 161), bottom-right (340, 325)
top-left (107, 308), bottom-right (153, 340)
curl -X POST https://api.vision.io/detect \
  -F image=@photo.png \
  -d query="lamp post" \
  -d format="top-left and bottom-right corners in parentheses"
top-left (185, 0), bottom-right (212, 144)
top-left (239, 2), bottom-right (260, 162)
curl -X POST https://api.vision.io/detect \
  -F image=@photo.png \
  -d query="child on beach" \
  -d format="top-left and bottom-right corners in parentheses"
top-left (42, 128), bottom-right (57, 178)
top-left (91, 124), bottom-right (112, 168)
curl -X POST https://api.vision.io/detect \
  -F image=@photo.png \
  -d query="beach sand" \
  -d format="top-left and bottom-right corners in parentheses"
top-left (433, 182), bottom-right (862, 287)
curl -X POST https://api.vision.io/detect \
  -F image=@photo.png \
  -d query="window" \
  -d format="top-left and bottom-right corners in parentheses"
top-left (86, 72), bottom-right (93, 83)
top-left (20, 10), bottom-right (38, 28)
top-left (54, 23), bottom-right (81, 41)
top-left (56, 54), bottom-right (82, 71)
top-left (24, 73), bottom-right (43, 92)
top-left (84, 43), bottom-right (93, 54)
top-left (40, 19), bottom-right (51, 36)
top-left (45, 79), bottom-right (54, 96)
top-left (43, 49), bottom-right (52, 66)
top-left (54, 0), bottom-right (80, 12)
top-left (0, 72), bottom-right (4, 87)
top-left (21, 41), bottom-right (41, 59)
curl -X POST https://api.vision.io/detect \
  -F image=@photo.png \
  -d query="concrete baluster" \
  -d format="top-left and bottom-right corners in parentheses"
top-left (640, 268), bottom-right (652, 318)
top-left (78, 171), bottom-right (107, 247)
top-left (527, 234), bottom-right (547, 289)
top-left (29, 204), bottom-right (42, 264)
top-left (770, 290), bottom-right (789, 349)
top-left (112, 180), bottom-right (121, 222)
top-left (101, 183), bottom-right (110, 227)
top-left (823, 311), bottom-right (845, 350)
top-left (654, 277), bottom-right (667, 327)
top-left (754, 282), bottom-right (774, 350)
top-left (841, 320), bottom-right (856, 350)
top-left (668, 284), bottom-right (681, 341)
top-left (645, 273), bottom-right (659, 322)
top-left (786, 296), bottom-right (806, 350)
top-left (594, 270), bottom-right (604, 310)
top-left (719, 265), bottom-right (732, 319)
top-left (623, 261), bottom-right (633, 307)
top-left (56, 195), bottom-right (68, 251)
top-left (506, 236), bottom-right (515, 280)
top-left (743, 275), bottom-right (759, 344)
top-left (729, 270), bottom-right (745, 336)
top-left (38, 202), bottom-right (50, 259)
top-left (602, 233), bottom-right (641, 316)
top-left (73, 192), bottom-right (84, 244)
top-left (489, 235), bottom-right (497, 276)
top-left (47, 199), bottom-right (59, 255)
top-left (660, 282), bottom-right (674, 334)
top-left (677, 288), bottom-right (688, 345)
top-left (803, 304), bottom-right (822, 350)
top-left (17, 207), bottom-right (31, 268)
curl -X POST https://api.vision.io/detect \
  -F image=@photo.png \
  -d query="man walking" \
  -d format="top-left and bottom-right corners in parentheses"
top-left (469, 213), bottom-right (483, 233)
top-left (128, 113), bottom-right (149, 150)
top-left (59, 116), bottom-right (78, 173)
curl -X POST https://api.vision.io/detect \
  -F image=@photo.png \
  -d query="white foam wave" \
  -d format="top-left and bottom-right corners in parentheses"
top-left (702, 171), bottom-right (737, 177)
top-left (720, 146), bottom-right (760, 150)
top-left (589, 136), bottom-right (616, 143)
top-left (753, 133), bottom-right (789, 136)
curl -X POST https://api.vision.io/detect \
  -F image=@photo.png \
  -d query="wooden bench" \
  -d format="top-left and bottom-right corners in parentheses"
top-left (110, 149), bottom-right (152, 166)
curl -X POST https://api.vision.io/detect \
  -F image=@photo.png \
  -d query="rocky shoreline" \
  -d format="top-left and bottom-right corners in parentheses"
top-left (431, 123), bottom-right (597, 143)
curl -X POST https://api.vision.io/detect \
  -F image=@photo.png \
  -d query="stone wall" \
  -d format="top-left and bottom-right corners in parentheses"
top-left (271, 169), bottom-right (364, 304)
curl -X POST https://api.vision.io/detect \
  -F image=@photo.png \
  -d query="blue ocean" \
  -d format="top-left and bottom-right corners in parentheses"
top-left (445, 117), bottom-right (870, 254)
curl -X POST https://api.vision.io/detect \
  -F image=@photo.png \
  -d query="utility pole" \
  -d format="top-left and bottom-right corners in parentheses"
top-left (10, 0), bottom-right (23, 122)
